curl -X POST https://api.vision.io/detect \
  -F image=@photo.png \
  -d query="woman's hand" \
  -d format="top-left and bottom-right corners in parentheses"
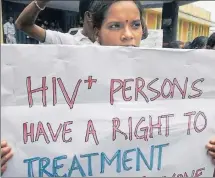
top-left (1, 141), bottom-right (13, 175)
top-left (206, 137), bottom-right (215, 164)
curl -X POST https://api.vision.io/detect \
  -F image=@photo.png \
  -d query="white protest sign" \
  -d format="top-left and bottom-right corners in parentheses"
top-left (1, 45), bottom-right (215, 177)
top-left (140, 29), bottom-right (163, 48)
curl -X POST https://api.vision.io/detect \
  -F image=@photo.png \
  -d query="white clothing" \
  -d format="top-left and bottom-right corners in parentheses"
top-left (44, 29), bottom-right (93, 45)
top-left (6, 34), bottom-right (17, 44)
top-left (4, 22), bottom-right (16, 35)
top-left (4, 22), bottom-right (17, 44)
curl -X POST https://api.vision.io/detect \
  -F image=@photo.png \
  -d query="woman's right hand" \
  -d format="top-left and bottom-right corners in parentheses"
top-left (1, 141), bottom-right (13, 175)
top-left (36, 0), bottom-right (51, 7)
top-left (15, 0), bottom-right (51, 42)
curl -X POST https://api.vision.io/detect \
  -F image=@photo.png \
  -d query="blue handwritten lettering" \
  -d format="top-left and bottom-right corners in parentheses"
top-left (39, 157), bottom-right (53, 177)
top-left (136, 146), bottom-right (154, 171)
top-left (53, 155), bottom-right (68, 177)
top-left (155, 143), bottom-right (169, 170)
top-left (80, 153), bottom-right (99, 176)
top-left (23, 157), bottom-right (40, 177)
top-left (23, 143), bottom-right (169, 177)
top-left (122, 148), bottom-right (136, 171)
top-left (68, 155), bottom-right (86, 177)
top-left (100, 150), bottom-right (121, 174)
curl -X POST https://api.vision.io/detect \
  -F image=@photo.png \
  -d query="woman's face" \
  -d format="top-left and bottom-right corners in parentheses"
top-left (97, 1), bottom-right (143, 47)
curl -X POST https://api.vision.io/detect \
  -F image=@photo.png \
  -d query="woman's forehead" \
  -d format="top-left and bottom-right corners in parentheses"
top-left (105, 1), bottom-right (140, 21)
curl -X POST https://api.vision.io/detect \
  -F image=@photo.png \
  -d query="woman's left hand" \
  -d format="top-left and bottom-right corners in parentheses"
top-left (206, 137), bottom-right (215, 164)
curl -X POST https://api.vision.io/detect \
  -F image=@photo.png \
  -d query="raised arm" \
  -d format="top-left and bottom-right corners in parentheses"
top-left (15, 0), bottom-right (50, 42)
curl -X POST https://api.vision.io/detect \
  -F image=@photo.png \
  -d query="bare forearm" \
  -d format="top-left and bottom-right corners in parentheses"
top-left (15, 1), bottom-right (48, 28)
top-left (15, 1), bottom-right (49, 42)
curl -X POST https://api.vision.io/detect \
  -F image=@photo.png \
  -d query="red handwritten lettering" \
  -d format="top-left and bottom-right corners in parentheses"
top-left (85, 120), bottom-right (99, 145)
top-left (26, 77), bottom-right (48, 107)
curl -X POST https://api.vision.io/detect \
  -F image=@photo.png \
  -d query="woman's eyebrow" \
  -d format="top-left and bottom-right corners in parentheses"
top-left (106, 21), bottom-right (121, 25)
top-left (132, 19), bottom-right (141, 23)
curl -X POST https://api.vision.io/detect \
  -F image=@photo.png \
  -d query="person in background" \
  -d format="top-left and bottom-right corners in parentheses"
top-left (166, 41), bottom-right (181, 49)
top-left (189, 36), bottom-right (208, 49)
top-left (44, 20), bottom-right (49, 29)
top-left (15, 0), bottom-right (95, 45)
top-left (1, 141), bottom-right (13, 175)
top-left (3, 17), bottom-right (17, 44)
top-left (206, 32), bottom-right (215, 50)
top-left (41, 23), bottom-right (46, 29)
top-left (183, 41), bottom-right (191, 49)
top-left (55, 22), bottom-right (63, 32)
top-left (49, 22), bottom-right (55, 30)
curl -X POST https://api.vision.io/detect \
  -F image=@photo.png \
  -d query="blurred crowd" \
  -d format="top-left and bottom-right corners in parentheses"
top-left (3, 16), bottom-right (64, 44)
top-left (166, 35), bottom-right (215, 49)
top-left (3, 15), bottom-right (215, 49)
top-left (37, 19), bottom-right (63, 32)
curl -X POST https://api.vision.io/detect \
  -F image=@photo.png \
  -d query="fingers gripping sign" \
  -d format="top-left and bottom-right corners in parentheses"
top-left (1, 141), bottom-right (13, 175)
top-left (206, 138), bottom-right (215, 160)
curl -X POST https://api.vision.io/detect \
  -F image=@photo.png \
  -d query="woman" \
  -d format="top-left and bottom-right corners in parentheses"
top-left (89, 0), bottom-right (147, 46)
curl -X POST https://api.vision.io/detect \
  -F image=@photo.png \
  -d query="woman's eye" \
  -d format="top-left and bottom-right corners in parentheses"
top-left (132, 21), bottom-right (141, 28)
top-left (109, 23), bottom-right (121, 29)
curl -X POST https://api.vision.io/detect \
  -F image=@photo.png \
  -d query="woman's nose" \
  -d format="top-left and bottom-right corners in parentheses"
top-left (121, 27), bottom-right (134, 41)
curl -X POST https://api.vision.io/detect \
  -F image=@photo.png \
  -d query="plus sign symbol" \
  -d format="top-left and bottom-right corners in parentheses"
top-left (84, 76), bottom-right (97, 89)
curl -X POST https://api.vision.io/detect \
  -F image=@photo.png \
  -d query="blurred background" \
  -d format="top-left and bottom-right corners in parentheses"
top-left (1, 0), bottom-right (215, 47)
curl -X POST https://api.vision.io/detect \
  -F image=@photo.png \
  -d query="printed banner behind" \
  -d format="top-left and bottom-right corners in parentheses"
top-left (1, 45), bottom-right (215, 177)
top-left (140, 29), bottom-right (163, 48)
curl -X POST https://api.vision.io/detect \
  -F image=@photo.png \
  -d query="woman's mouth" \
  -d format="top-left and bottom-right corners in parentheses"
top-left (121, 45), bottom-right (137, 47)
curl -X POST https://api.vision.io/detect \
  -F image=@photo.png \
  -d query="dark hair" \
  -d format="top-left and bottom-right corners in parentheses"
top-left (183, 41), bottom-right (191, 49)
top-left (88, 0), bottom-right (148, 39)
top-left (167, 41), bottom-right (182, 49)
top-left (79, 0), bottom-right (95, 20)
top-left (206, 33), bottom-right (215, 49)
top-left (189, 36), bottom-right (208, 49)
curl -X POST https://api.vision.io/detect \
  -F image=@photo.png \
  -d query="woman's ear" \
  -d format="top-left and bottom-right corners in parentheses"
top-left (94, 28), bottom-right (100, 43)
top-left (141, 18), bottom-right (148, 40)
top-left (84, 11), bottom-right (93, 22)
